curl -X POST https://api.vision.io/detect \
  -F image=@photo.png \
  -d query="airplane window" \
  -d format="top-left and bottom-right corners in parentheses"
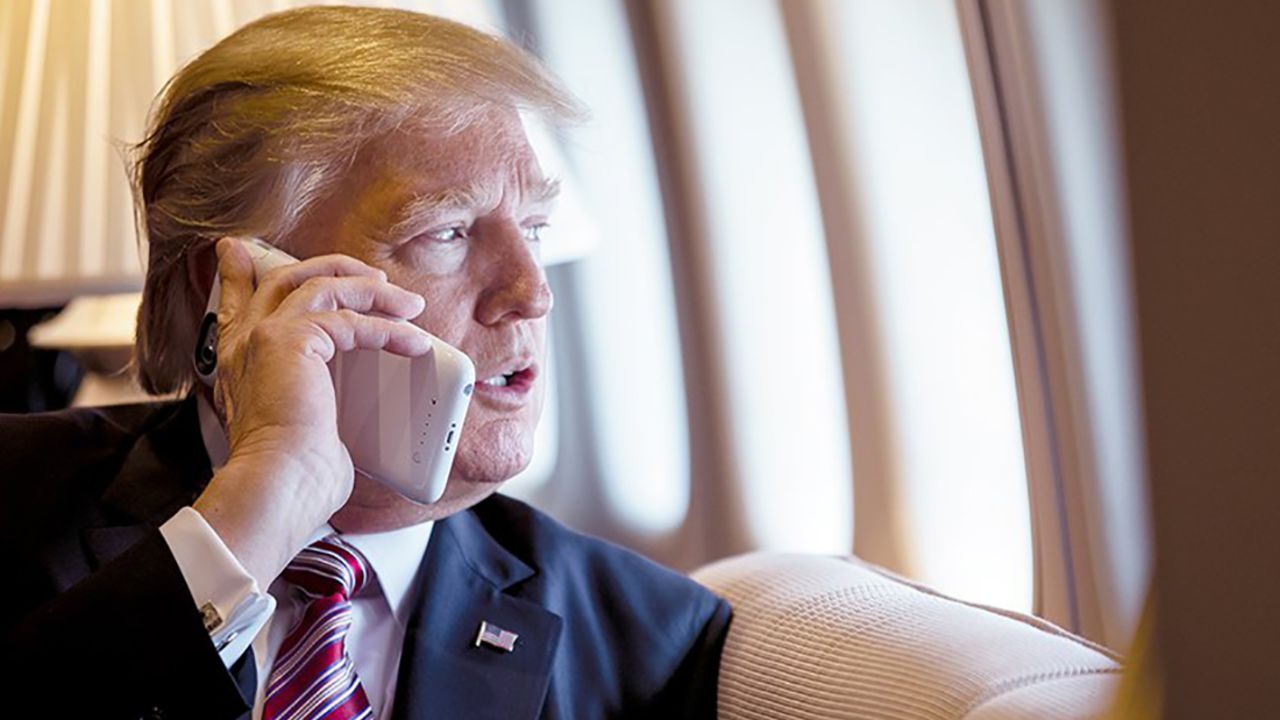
top-left (1025, 0), bottom-right (1148, 641)
top-left (965, 0), bottom-right (1149, 637)
top-left (661, 0), bottom-right (854, 553)
top-left (819, 0), bottom-right (1032, 610)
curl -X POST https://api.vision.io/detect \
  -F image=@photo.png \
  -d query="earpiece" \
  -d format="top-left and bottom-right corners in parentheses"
top-left (194, 311), bottom-right (219, 383)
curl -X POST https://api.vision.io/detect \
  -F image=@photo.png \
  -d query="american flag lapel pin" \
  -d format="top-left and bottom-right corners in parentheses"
top-left (475, 620), bottom-right (519, 653)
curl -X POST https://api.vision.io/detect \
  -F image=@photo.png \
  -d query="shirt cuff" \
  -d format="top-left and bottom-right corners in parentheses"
top-left (159, 506), bottom-right (275, 667)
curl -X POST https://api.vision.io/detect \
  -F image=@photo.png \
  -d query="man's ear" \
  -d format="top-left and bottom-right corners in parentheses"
top-left (187, 240), bottom-right (220, 307)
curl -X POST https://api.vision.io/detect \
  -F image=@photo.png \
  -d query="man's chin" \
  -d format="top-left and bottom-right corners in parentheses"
top-left (450, 450), bottom-right (532, 488)
top-left (451, 423), bottom-right (535, 486)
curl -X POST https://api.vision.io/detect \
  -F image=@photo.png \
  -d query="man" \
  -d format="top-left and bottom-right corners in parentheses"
top-left (1, 7), bottom-right (730, 719)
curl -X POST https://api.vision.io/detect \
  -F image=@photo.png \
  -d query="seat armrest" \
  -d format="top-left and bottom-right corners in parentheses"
top-left (693, 553), bottom-right (1121, 720)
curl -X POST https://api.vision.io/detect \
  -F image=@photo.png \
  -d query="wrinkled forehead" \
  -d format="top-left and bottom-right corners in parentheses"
top-left (355, 107), bottom-right (548, 198)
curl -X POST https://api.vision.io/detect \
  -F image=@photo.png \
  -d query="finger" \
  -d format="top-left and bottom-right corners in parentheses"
top-left (300, 311), bottom-right (435, 362)
top-left (216, 237), bottom-right (255, 325)
top-left (276, 275), bottom-right (426, 320)
top-left (251, 253), bottom-right (389, 312)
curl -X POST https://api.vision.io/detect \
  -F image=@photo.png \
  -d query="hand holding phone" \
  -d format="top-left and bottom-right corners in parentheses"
top-left (189, 237), bottom-right (470, 587)
top-left (197, 237), bottom-right (475, 505)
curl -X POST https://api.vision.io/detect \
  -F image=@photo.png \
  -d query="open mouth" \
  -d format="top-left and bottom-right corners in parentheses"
top-left (475, 365), bottom-right (537, 394)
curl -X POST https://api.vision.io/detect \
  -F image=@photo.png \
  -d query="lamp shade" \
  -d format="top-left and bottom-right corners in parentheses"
top-left (0, 0), bottom-right (593, 309)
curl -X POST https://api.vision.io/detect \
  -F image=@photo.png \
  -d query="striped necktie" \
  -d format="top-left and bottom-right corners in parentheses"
top-left (263, 535), bottom-right (374, 720)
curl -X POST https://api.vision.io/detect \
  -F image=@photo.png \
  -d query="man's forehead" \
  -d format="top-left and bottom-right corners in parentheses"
top-left (337, 119), bottom-right (558, 232)
top-left (366, 107), bottom-right (532, 164)
top-left (358, 118), bottom-right (549, 195)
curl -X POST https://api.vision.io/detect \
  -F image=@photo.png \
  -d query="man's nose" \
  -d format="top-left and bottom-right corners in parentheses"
top-left (475, 224), bottom-right (554, 325)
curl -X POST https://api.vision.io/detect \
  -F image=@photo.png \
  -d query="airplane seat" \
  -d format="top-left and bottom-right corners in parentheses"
top-left (693, 553), bottom-right (1122, 719)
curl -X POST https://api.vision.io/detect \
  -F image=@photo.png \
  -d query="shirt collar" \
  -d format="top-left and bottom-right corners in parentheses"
top-left (341, 521), bottom-right (434, 627)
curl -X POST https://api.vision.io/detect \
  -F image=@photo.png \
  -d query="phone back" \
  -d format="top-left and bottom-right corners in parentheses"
top-left (331, 341), bottom-right (474, 504)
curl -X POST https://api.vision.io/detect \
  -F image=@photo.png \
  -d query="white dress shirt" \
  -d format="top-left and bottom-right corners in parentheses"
top-left (252, 520), bottom-right (433, 719)
top-left (158, 396), bottom-right (433, 719)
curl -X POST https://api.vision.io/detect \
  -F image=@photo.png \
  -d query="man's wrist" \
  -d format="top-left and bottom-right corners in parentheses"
top-left (194, 457), bottom-right (321, 587)
top-left (158, 506), bottom-right (276, 667)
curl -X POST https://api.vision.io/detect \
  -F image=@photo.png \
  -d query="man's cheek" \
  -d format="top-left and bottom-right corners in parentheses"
top-left (406, 306), bottom-right (466, 346)
top-left (386, 273), bottom-right (465, 326)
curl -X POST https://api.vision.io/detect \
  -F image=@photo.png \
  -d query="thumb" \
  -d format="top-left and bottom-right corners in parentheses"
top-left (212, 237), bottom-right (254, 428)
top-left (215, 237), bottom-right (254, 324)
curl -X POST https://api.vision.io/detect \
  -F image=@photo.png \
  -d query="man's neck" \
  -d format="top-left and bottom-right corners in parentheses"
top-left (330, 476), bottom-right (442, 533)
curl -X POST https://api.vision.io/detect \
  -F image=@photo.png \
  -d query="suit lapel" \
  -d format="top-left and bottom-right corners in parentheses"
top-left (391, 506), bottom-right (563, 720)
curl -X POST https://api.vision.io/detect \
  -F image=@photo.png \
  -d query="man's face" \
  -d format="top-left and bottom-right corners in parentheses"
top-left (288, 107), bottom-right (554, 518)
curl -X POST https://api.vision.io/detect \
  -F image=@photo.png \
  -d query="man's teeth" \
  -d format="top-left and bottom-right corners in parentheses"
top-left (481, 374), bottom-right (511, 387)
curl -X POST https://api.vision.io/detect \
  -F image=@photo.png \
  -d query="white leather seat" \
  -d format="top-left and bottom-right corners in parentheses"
top-left (693, 553), bottom-right (1122, 719)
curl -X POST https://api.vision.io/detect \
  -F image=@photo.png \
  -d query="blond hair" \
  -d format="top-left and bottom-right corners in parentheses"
top-left (131, 5), bottom-right (583, 394)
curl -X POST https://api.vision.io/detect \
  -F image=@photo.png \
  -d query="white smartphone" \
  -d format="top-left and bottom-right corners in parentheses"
top-left (194, 237), bottom-right (474, 504)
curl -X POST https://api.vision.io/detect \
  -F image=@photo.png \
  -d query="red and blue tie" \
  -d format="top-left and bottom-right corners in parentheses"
top-left (263, 535), bottom-right (374, 720)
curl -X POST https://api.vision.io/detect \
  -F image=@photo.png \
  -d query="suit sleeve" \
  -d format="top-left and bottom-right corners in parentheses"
top-left (655, 595), bottom-right (734, 718)
top-left (4, 529), bottom-right (254, 720)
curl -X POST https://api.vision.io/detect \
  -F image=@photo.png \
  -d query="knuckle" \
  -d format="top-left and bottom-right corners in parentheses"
top-left (298, 275), bottom-right (330, 295)
top-left (310, 253), bottom-right (365, 277)
top-left (343, 277), bottom-right (374, 299)
top-left (257, 264), bottom-right (290, 286)
top-left (282, 336), bottom-right (315, 358)
top-left (325, 252), bottom-right (360, 266)
top-left (247, 322), bottom-right (276, 346)
top-left (215, 305), bottom-right (235, 327)
top-left (336, 253), bottom-right (378, 273)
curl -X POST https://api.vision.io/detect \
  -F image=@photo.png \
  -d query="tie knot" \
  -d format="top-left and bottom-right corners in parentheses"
top-left (282, 535), bottom-right (370, 599)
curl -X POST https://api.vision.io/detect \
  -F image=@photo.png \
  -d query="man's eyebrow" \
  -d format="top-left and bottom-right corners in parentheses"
top-left (385, 183), bottom-right (490, 239)
top-left (526, 176), bottom-right (562, 206)
top-left (384, 177), bottom-right (562, 239)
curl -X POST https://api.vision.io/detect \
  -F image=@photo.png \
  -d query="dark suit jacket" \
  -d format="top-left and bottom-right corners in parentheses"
top-left (1, 397), bottom-right (730, 719)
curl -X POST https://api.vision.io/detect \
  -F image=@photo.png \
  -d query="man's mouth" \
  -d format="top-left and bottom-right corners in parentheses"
top-left (473, 363), bottom-right (538, 402)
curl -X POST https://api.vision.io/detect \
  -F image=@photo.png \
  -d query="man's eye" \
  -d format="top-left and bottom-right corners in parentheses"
top-left (523, 223), bottom-right (550, 242)
top-left (425, 225), bottom-right (468, 243)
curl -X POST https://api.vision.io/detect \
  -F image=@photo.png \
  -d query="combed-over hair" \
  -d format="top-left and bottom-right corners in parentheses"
top-left (130, 5), bottom-right (583, 394)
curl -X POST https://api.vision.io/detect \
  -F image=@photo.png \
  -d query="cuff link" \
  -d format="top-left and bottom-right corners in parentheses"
top-left (199, 601), bottom-right (223, 633)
